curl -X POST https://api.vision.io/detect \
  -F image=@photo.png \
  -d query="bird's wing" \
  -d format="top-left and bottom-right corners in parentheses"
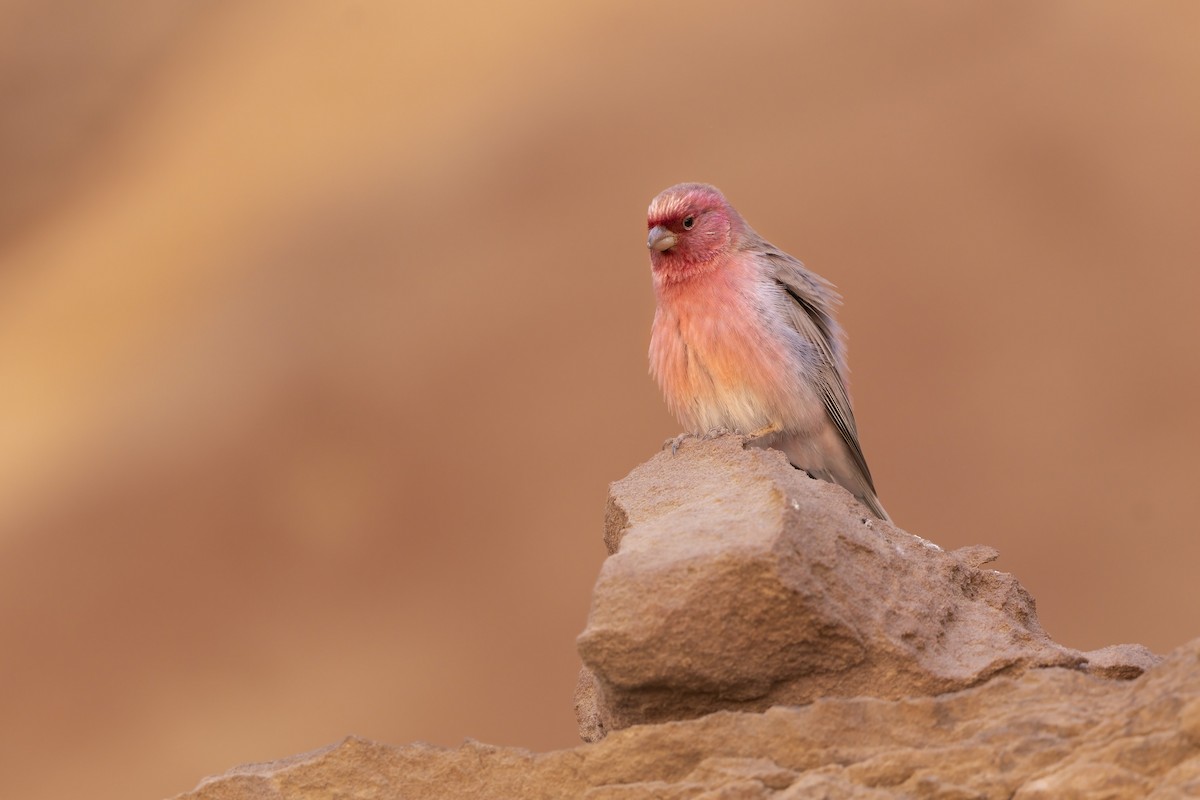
top-left (763, 249), bottom-right (878, 494)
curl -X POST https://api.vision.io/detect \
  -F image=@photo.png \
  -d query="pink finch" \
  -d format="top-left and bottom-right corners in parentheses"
top-left (646, 182), bottom-right (890, 521)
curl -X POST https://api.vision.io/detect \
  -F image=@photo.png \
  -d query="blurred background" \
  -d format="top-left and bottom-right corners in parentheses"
top-left (1, 1), bottom-right (1198, 798)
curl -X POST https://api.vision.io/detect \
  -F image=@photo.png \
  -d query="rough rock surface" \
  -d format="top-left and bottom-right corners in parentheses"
top-left (577, 435), bottom-right (1155, 737)
top-left (176, 640), bottom-right (1200, 798)
top-left (173, 437), bottom-right (1194, 799)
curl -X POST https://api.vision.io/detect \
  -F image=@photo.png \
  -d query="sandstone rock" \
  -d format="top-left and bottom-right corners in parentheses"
top-left (172, 438), bottom-right (1189, 799)
top-left (1083, 642), bottom-right (1163, 680)
top-left (576, 435), bottom-right (1155, 736)
top-left (174, 639), bottom-right (1200, 799)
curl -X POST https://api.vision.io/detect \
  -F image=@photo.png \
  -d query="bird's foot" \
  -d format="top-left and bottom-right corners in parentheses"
top-left (744, 422), bottom-right (783, 446)
top-left (663, 427), bottom-right (733, 455)
top-left (662, 432), bottom-right (695, 455)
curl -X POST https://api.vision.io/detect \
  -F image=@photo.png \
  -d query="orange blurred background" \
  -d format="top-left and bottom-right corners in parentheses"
top-left (1, 2), bottom-right (1198, 798)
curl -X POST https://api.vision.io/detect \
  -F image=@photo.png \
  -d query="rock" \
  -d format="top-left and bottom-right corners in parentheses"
top-left (174, 640), bottom-right (1200, 799)
top-left (574, 665), bottom-right (606, 743)
top-left (1083, 642), bottom-right (1164, 680)
top-left (171, 438), bottom-right (1191, 799)
top-left (575, 435), bottom-right (1155, 736)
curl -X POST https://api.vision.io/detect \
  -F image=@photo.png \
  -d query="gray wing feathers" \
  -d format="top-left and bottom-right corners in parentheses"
top-left (764, 249), bottom-right (889, 520)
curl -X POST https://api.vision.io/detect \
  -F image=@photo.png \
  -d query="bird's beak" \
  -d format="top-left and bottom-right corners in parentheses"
top-left (647, 225), bottom-right (677, 252)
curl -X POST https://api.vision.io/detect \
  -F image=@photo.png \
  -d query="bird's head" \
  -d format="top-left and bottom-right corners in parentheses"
top-left (646, 183), bottom-right (739, 280)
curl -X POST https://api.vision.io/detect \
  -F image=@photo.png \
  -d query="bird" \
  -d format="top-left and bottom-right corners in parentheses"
top-left (645, 182), bottom-right (890, 521)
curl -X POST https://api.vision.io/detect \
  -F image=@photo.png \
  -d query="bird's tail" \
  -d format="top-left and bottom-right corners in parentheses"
top-left (806, 463), bottom-right (890, 522)
top-left (855, 486), bottom-right (890, 522)
top-left (773, 431), bottom-right (891, 522)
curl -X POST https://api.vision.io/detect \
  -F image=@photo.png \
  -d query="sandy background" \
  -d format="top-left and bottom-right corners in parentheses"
top-left (1, 2), bottom-right (1198, 798)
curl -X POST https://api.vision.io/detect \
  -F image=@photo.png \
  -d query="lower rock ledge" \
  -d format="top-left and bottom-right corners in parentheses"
top-left (173, 638), bottom-right (1200, 800)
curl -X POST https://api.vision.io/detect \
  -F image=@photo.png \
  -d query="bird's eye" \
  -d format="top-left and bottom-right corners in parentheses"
top-left (682, 215), bottom-right (695, 230)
